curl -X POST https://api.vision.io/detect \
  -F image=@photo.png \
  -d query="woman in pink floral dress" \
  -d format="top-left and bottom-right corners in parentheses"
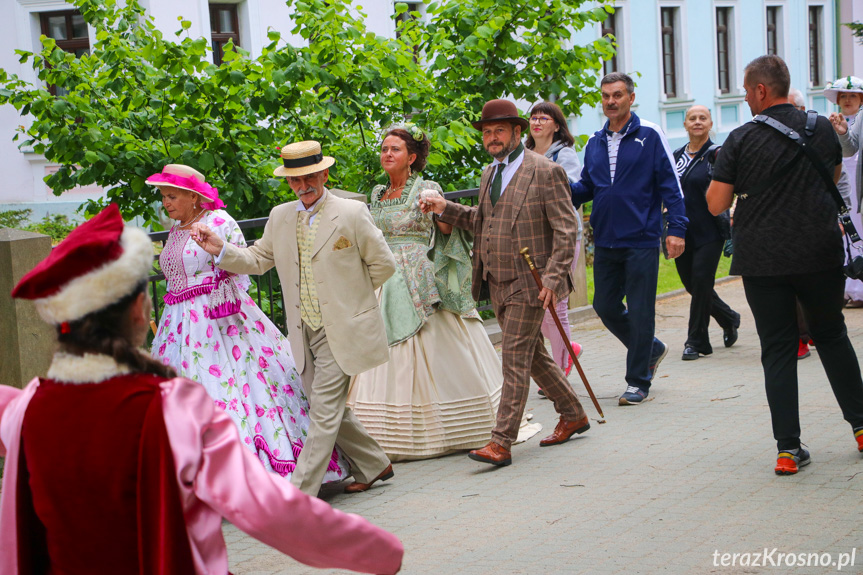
top-left (148, 164), bottom-right (349, 483)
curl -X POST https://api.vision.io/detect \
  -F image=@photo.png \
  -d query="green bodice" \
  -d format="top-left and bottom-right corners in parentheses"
top-left (371, 175), bottom-right (478, 346)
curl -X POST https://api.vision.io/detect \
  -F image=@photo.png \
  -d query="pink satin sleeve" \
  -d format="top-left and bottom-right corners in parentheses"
top-left (161, 378), bottom-right (404, 575)
top-left (0, 385), bottom-right (23, 457)
top-left (0, 379), bottom-right (38, 574)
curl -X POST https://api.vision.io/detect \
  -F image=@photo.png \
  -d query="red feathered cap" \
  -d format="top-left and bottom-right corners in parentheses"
top-left (11, 204), bottom-right (153, 324)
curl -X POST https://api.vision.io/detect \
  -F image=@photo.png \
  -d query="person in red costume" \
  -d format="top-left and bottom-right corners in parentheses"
top-left (0, 204), bottom-right (403, 574)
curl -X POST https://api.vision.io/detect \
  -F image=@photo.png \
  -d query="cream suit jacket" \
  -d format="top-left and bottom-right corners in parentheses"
top-left (219, 192), bottom-right (396, 375)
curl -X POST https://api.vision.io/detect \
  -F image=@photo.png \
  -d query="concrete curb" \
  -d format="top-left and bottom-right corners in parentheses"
top-left (483, 274), bottom-right (741, 345)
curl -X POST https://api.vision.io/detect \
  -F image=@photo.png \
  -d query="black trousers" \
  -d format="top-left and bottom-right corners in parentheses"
top-left (674, 239), bottom-right (740, 353)
top-left (743, 267), bottom-right (863, 451)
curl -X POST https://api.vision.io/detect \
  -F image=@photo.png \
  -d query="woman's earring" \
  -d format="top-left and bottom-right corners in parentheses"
top-left (408, 167), bottom-right (413, 179)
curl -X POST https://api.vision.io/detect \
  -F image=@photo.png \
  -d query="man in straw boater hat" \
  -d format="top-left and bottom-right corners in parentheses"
top-left (420, 99), bottom-right (590, 467)
top-left (191, 141), bottom-right (398, 496)
top-left (0, 204), bottom-right (404, 574)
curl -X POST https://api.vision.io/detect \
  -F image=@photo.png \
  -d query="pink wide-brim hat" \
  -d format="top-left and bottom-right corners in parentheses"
top-left (146, 164), bottom-right (225, 210)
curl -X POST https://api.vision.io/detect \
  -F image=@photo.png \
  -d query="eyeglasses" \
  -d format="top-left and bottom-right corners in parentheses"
top-left (529, 116), bottom-right (553, 125)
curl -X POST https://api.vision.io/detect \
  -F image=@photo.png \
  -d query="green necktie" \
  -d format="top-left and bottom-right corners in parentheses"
top-left (490, 163), bottom-right (505, 207)
top-left (489, 143), bottom-right (524, 207)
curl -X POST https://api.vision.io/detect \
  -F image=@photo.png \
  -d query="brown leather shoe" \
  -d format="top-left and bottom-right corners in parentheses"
top-left (343, 464), bottom-right (394, 493)
top-left (468, 442), bottom-right (512, 466)
top-left (539, 416), bottom-right (590, 447)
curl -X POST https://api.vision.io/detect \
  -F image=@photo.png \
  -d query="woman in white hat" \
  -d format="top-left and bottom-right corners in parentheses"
top-left (147, 164), bottom-right (349, 483)
top-left (0, 204), bottom-right (404, 574)
top-left (826, 77), bottom-right (863, 307)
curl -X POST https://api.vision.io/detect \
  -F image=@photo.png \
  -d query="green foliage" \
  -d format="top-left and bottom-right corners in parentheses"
top-left (847, 22), bottom-right (863, 43)
top-left (0, 208), bottom-right (77, 243)
top-left (28, 213), bottom-right (78, 242)
top-left (0, 209), bottom-right (31, 229)
top-left (0, 0), bottom-right (613, 224)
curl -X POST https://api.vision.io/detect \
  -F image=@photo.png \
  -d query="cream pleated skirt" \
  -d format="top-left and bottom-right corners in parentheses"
top-left (347, 309), bottom-right (541, 461)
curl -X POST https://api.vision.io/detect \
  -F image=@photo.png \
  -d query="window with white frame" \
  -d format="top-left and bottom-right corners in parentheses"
top-left (601, 7), bottom-right (623, 76)
top-left (808, 5), bottom-right (824, 87)
top-left (39, 10), bottom-right (90, 96)
top-left (715, 7), bottom-right (733, 94)
top-left (766, 5), bottom-right (782, 57)
top-left (396, 2), bottom-right (421, 27)
top-left (210, 3), bottom-right (240, 66)
top-left (660, 6), bottom-right (681, 98)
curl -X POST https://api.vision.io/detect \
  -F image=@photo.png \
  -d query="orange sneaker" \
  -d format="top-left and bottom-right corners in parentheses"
top-left (775, 448), bottom-right (810, 475)
top-left (855, 428), bottom-right (863, 453)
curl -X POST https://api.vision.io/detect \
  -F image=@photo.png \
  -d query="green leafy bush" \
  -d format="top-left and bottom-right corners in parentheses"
top-left (0, 208), bottom-right (77, 243)
top-left (0, 0), bottom-right (614, 225)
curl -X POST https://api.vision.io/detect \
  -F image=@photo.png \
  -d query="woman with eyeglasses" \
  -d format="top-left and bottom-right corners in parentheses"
top-left (525, 102), bottom-right (584, 389)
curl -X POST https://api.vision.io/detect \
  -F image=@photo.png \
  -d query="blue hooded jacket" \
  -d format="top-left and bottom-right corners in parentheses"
top-left (571, 113), bottom-right (688, 249)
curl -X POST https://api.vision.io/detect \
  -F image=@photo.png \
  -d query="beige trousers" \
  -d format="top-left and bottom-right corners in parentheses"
top-left (290, 323), bottom-right (391, 496)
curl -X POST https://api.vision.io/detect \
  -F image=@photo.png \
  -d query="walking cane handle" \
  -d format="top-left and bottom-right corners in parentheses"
top-left (519, 247), bottom-right (536, 270)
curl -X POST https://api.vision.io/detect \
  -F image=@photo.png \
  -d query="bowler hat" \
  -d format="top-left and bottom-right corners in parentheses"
top-left (472, 99), bottom-right (530, 131)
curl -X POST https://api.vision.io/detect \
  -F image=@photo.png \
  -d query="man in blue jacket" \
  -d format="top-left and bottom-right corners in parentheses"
top-left (572, 72), bottom-right (688, 405)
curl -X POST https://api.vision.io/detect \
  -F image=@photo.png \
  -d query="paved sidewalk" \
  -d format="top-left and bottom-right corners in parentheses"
top-left (226, 278), bottom-right (863, 575)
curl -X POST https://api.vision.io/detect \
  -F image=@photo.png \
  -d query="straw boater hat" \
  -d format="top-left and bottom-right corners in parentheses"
top-left (472, 99), bottom-right (530, 131)
top-left (274, 140), bottom-right (336, 178)
top-left (824, 76), bottom-right (863, 105)
top-left (11, 204), bottom-right (152, 326)
top-left (145, 164), bottom-right (225, 210)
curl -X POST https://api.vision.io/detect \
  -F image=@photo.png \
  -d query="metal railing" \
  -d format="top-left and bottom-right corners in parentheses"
top-left (147, 188), bottom-right (483, 333)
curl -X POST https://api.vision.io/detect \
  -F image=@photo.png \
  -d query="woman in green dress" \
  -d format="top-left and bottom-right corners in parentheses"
top-left (347, 125), bottom-right (540, 461)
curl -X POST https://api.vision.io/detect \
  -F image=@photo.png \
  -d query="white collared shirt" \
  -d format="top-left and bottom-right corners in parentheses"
top-left (432, 148), bottom-right (525, 216)
top-left (295, 188), bottom-right (328, 227)
top-left (489, 146), bottom-right (525, 199)
top-left (216, 189), bottom-right (328, 263)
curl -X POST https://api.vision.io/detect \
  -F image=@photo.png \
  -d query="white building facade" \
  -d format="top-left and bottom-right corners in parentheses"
top-left (0, 0), bottom-right (860, 217)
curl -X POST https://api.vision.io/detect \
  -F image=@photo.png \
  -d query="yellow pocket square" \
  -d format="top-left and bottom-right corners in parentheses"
top-left (333, 236), bottom-right (353, 251)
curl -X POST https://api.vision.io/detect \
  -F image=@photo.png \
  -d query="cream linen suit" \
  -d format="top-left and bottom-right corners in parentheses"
top-left (219, 191), bottom-right (396, 495)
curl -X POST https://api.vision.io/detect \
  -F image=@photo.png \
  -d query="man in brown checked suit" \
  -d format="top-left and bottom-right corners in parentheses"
top-left (420, 99), bottom-right (589, 466)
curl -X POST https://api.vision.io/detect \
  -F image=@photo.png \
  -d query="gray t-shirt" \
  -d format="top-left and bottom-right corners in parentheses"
top-left (712, 104), bottom-right (844, 276)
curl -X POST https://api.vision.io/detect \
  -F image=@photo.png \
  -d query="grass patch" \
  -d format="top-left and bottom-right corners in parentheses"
top-left (585, 254), bottom-right (732, 305)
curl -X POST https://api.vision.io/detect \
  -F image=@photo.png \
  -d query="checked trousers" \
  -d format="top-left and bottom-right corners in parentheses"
top-left (489, 275), bottom-right (586, 450)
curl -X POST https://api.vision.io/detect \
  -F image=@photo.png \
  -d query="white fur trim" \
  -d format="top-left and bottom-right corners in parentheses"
top-left (46, 352), bottom-right (131, 384)
top-left (35, 227), bottom-right (153, 324)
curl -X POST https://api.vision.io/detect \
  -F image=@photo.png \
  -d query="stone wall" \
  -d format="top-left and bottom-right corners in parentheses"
top-left (0, 228), bottom-right (53, 388)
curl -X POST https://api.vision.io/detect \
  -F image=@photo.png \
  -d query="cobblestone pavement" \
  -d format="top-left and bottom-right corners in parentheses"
top-left (226, 278), bottom-right (863, 575)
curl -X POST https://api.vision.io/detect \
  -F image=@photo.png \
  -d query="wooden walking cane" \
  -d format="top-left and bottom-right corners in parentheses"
top-left (520, 247), bottom-right (605, 421)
